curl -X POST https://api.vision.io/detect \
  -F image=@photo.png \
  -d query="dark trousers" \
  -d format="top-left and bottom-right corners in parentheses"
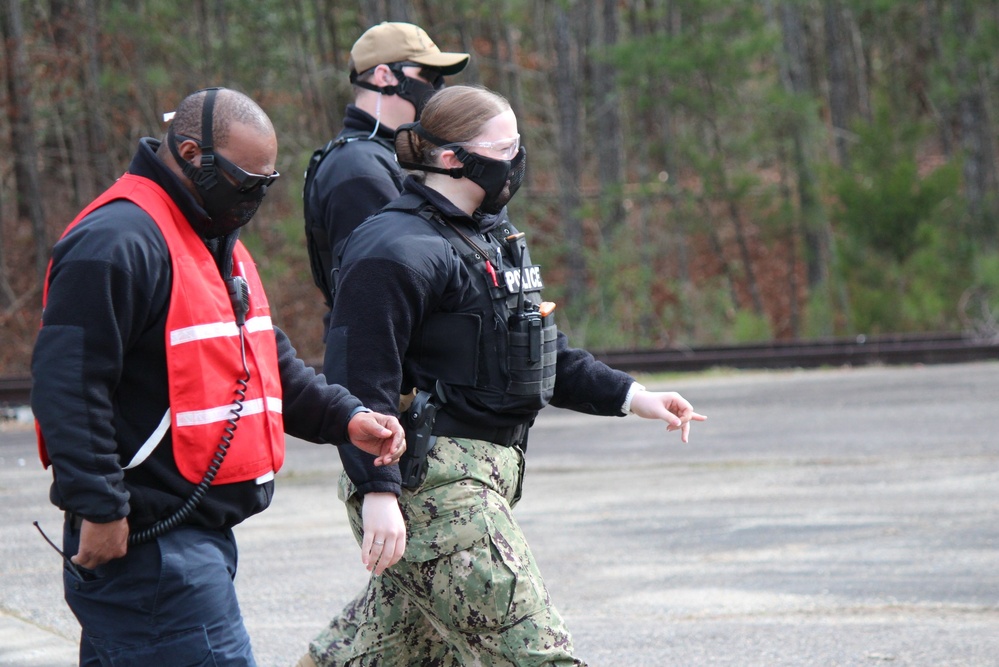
top-left (62, 516), bottom-right (256, 667)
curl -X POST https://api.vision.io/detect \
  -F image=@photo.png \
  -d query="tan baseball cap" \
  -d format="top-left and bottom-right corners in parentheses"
top-left (349, 22), bottom-right (470, 76)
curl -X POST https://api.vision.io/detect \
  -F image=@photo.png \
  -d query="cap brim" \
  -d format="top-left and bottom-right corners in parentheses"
top-left (409, 52), bottom-right (470, 76)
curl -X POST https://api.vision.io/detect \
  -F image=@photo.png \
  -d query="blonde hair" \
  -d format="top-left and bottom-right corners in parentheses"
top-left (395, 85), bottom-right (511, 168)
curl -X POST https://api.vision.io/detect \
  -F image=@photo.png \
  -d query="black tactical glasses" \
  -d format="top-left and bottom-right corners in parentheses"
top-left (396, 62), bottom-right (445, 90)
top-left (213, 151), bottom-right (280, 193)
top-left (175, 133), bottom-right (280, 193)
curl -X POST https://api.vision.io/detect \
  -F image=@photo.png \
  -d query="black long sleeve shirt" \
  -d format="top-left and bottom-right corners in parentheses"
top-left (326, 178), bottom-right (634, 496)
top-left (32, 138), bottom-right (363, 531)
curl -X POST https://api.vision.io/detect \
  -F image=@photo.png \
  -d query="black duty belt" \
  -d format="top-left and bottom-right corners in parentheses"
top-left (432, 412), bottom-right (530, 449)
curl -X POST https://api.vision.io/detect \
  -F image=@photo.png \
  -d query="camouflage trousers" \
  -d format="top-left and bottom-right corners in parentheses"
top-left (307, 436), bottom-right (587, 667)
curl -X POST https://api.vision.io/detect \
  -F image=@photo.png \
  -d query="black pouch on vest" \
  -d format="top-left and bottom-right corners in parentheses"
top-left (505, 308), bottom-right (556, 410)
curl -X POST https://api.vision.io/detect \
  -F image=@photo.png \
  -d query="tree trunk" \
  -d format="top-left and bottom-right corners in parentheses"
top-left (81, 0), bottom-right (113, 190)
top-left (662, 1), bottom-right (681, 174)
top-left (194, 0), bottom-right (211, 78)
top-left (0, 185), bottom-right (12, 309)
top-left (628, 0), bottom-right (687, 338)
top-left (843, 6), bottom-right (870, 123)
top-left (320, 0), bottom-right (346, 133)
top-left (553, 2), bottom-right (586, 309)
top-left (1, 0), bottom-right (49, 283)
top-left (824, 0), bottom-right (852, 167)
top-left (480, 18), bottom-right (502, 91)
top-left (699, 198), bottom-right (741, 314)
top-left (385, 0), bottom-right (410, 21)
top-left (359, 0), bottom-right (410, 22)
top-left (500, 24), bottom-right (524, 121)
top-left (921, 0), bottom-right (953, 156)
top-left (291, 0), bottom-right (328, 139)
top-left (704, 107), bottom-right (764, 317)
top-left (953, 0), bottom-right (998, 237)
top-left (46, 0), bottom-right (88, 211)
top-left (774, 0), bottom-right (835, 335)
top-left (214, 0), bottom-right (232, 83)
top-left (594, 0), bottom-right (625, 241)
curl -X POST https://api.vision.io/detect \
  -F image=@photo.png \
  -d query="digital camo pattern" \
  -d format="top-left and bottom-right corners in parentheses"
top-left (309, 437), bottom-right (587, 666)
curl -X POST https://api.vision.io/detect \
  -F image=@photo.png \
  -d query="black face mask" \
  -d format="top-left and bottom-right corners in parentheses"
top-left (167, 88), bottom-right (274, 238)
top-left (396, 122), bottom-right (527, 215)
top-left (195, 175), bottom-right (267, 239)
top-left (350, 63), bottom-right (443, 120)
top-left (453, 145), bottom-right (526, 215)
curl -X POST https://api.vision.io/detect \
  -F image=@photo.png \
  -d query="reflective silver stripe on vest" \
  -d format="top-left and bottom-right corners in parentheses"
top-left (123, 409), bottom-right (172, 470)
top-left (168, 315), bottom-right (273, 346)
top-left (175, 396), bottom-right (283, 427)
top-left (243, 315), bottom-right (273, 334)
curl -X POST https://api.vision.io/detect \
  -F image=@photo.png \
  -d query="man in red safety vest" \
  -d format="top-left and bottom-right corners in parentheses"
top-left (31, 86), bottom-right (405, 666)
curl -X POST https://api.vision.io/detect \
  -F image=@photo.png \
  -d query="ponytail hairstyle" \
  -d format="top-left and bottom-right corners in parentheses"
top-left (395, 85), bottom-right (511, 178)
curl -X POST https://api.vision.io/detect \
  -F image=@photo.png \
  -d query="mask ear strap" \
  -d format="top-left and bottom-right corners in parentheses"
top-left (396, 123), bottom-right (466, 178)
top-left (412, 125), bottom-right (487, 178)
top-left (452, 147), bottom-right (486, 178)
top-left (411, 122), bottom-right (453, 148)
top-left (398, 160), bottom-right (466, 179)
top-left (349, 69), bottom-right (400, 96)
top-left (167, 87), bottom-right (223, 189)
top-left (194, 87), bottom-right (220, 189)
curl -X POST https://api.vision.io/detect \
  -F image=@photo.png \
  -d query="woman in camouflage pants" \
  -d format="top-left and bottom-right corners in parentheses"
top-left (299, 85), bottom-right (705, 666)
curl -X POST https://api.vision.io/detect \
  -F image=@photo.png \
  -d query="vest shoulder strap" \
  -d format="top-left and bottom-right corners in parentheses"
top-left (303, 132), bottom-right (382, 308)
top-left (384, 194), bottom-right (519, 268)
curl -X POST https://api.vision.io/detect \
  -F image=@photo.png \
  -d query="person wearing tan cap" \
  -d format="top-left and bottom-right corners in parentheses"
top-left (303, 22), bottom-right (469, 316)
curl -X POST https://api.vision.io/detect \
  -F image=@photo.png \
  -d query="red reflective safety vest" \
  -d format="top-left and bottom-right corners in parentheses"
top-left (37, 173), bottom-right (285, 484)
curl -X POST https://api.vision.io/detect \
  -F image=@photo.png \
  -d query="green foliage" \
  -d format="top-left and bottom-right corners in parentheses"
top-left (612, 2), bottom-right (773, 117)
top-left (9, 0), bottom-right (999, 379)
top-left (835, 195), bottom-right (972, 335)
top-left (972, 252), bottom-right (999, 289)
top-left (831, 108), bottom-right (961, 264)
top-left (239, 212), bottom-right (310, 286)
top-left (673, 278), bottom-right (771, 345)
top-left (960, 251), bottom-right (999, 337)
top-left (802, 288), bottom-right (837, 340)
top-left (731, 308), bottom-right (772, 343)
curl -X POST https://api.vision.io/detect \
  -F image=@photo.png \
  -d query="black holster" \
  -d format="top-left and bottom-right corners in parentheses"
top-left (399, 389), bottom-right (442, 489)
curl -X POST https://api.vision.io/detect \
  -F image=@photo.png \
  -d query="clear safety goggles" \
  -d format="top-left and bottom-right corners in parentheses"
top-left (456, 134), bottom-right (521, 160)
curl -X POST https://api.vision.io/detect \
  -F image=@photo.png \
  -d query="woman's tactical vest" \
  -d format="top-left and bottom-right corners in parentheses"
top-left (37, 173), bottom-right (285, 485)
top-left (382, 194), bottom-right (557, 419)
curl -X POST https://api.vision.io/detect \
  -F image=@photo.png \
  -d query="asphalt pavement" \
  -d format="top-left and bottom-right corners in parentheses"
top-left (1, 361), bottom-right (997, 666)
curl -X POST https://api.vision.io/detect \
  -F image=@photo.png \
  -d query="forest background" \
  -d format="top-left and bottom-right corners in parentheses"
top-left (2, 0), bottom-right (999, 376)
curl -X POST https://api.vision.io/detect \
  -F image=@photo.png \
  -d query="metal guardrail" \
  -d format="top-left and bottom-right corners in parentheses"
top-left (3, 333), bottom-right (997, 407)
top-left (592, 332), bottom-right (999, 373)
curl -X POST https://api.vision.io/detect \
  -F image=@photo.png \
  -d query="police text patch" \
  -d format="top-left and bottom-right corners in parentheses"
top-left (503, 265), bottom-right (544, 294)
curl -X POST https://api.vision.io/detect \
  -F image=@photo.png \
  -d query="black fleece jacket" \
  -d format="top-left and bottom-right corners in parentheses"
top-left (305, 104), bottom-right (402, 307)
top-left (32, 138), bottom-right (364, 531)
top-left (327, 178), bottom-right (635, 496)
